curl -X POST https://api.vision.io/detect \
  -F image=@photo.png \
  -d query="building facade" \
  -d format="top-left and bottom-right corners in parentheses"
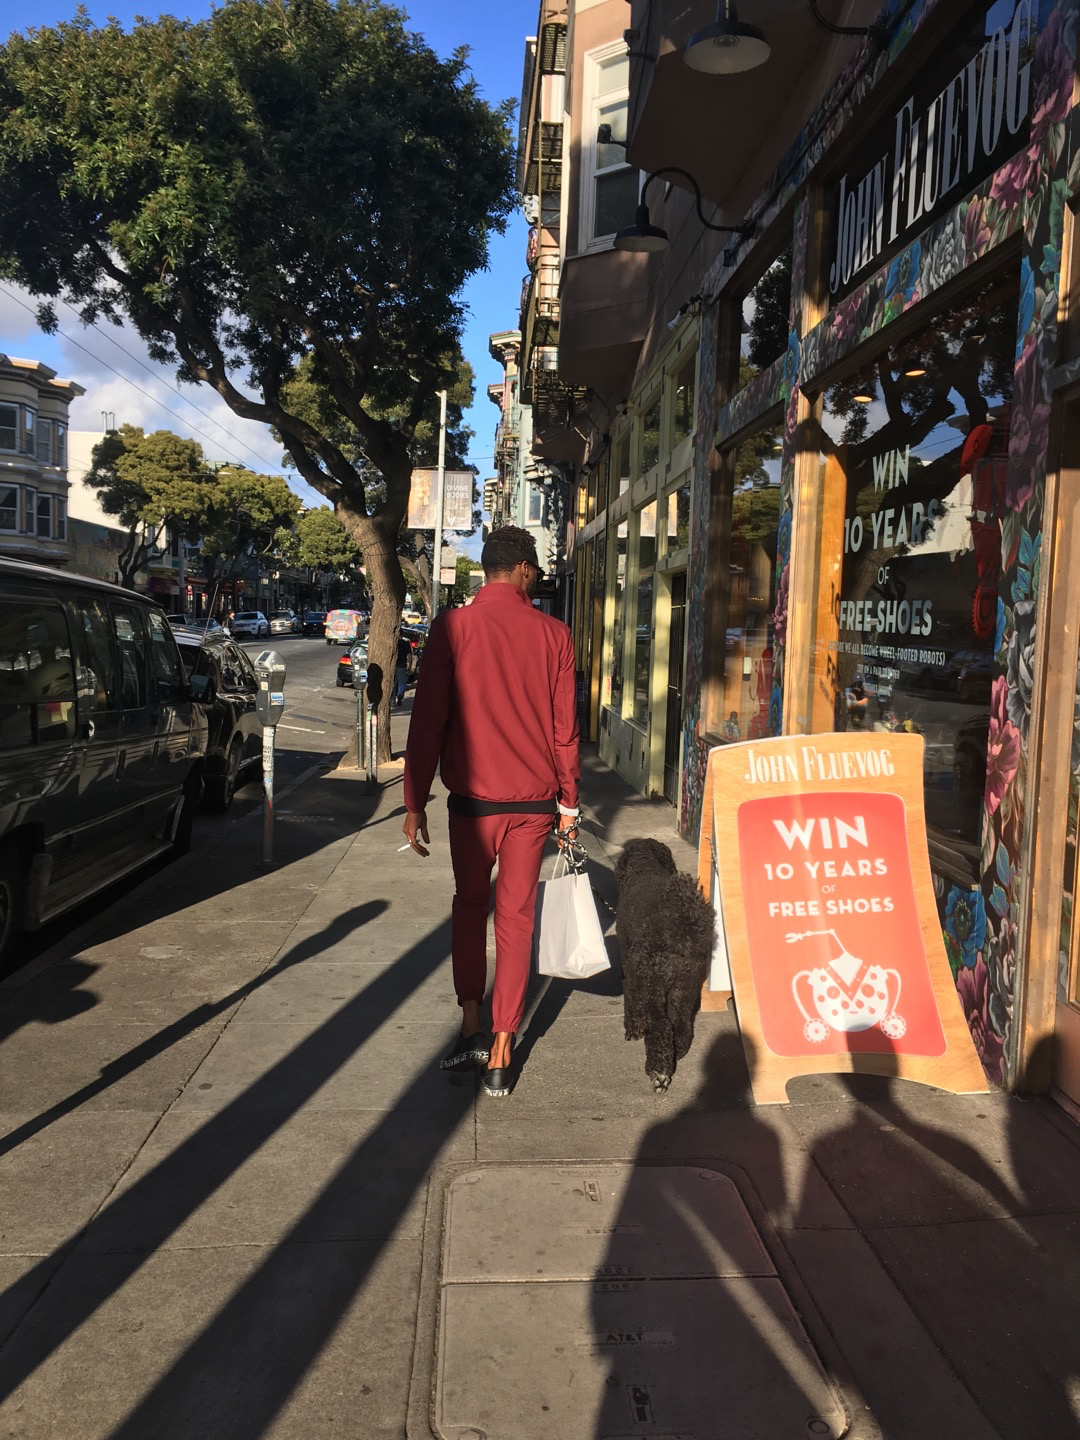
top-left (0, 355), bottom-right (82, 567)
top-left (520, 0), bottom-right (1080, 1103)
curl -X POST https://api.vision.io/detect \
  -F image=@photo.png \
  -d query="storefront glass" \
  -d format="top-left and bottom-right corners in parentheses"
top-left (814, 272), bottom-right (1016, 863)
top-left (632, 501), bottom-right (657, 726)
top-left (605, 519), bottom-right (628, 712)
top-left (719, 421), bottom-right (782, 742)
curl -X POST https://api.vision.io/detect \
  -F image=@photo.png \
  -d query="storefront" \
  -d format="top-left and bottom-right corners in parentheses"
top-left (674, 0), bottom-right (1080, 1095)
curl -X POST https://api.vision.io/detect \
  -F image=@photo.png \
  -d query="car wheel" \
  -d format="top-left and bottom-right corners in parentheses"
top-left (207, 741), bottom-right (242, 814)
top-left (170, 774), bottom-right (200, 855)
top-left (0, 846), bottom-right (26, 973)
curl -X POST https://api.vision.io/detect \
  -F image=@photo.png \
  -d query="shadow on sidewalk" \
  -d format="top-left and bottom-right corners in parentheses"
top-left (590, 1034), bottom-right (813, 1438)
top-left (0, 901), bottom-right (389, 1163)
top-left (0, 908), bottom-right (466, 1415)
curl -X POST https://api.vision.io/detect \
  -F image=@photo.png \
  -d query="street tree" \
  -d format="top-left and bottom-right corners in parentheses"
top-left (85, 425), bottom-right (216, 589)
top-left (280, 349), bottom-right (477, 618)
top-left (295, 507), bottom-right (361, 574)
top-left (0, 0), bottom-right (515, 758)
top-left (199, 465), bottom-right (301, 584)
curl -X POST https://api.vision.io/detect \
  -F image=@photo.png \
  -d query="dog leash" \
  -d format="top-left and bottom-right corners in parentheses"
top-left (555, 829), bottom-right (618, 916)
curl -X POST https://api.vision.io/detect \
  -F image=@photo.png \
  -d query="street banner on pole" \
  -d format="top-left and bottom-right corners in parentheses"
top-left (697, 732), bottom-right (988, 1104)
top-left (408, 469), bottom-right (474, 530)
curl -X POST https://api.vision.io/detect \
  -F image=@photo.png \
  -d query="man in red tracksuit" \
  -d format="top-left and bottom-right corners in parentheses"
top-left (401, 526), bottom-right (580, 1097)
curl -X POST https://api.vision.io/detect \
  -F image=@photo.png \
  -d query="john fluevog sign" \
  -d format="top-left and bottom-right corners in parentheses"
top-left (698, 733), bottom-right (988, 1104)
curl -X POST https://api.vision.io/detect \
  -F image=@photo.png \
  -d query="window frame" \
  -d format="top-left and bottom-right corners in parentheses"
top-left (580, 40), bottom-right (638, 252)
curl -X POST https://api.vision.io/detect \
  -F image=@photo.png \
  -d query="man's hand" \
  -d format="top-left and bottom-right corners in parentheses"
top-left (403, 809), bottom-right (430, 857)
top-left (555, 813), bottom-right (579, 849)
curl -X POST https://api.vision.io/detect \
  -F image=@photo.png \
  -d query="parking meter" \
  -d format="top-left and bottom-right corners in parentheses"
top-left (348, 646), bottom-right (377, 788)
top-left (254, 650), bottom-right (286, 864)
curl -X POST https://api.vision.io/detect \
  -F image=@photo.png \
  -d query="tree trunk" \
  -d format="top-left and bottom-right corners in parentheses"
top-left (345, 513), bottom-right (405, 766)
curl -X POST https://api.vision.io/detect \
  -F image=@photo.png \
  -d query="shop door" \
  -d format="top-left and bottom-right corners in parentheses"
top-left (663, 573), bottom-right (687, 805)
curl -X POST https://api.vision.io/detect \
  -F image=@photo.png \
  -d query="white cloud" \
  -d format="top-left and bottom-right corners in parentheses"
top-left (1, 282), bottom-right (324, 507)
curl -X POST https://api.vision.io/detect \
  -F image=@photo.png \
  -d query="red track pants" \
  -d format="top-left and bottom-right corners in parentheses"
top-left (448, 811), bottom-right (552, 1034)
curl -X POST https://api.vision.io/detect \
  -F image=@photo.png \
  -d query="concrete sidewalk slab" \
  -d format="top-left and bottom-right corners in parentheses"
top-left (432, 1164), bottom-right (846, 1440)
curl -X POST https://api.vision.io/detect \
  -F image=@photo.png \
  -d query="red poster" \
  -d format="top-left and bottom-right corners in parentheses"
top-left (737, 791), bottom-right (946, 1058)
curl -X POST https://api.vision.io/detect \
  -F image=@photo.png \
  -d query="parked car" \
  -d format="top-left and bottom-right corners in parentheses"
top-left (228, 611), bottom-right (270, 639)
top-left (172, 628), bottom-right (263, 812)
top-left (165, 613), bottom-right (223, 634)
top-left (302, 610), bottom-right (327, 636)
top-left (0, 558), bottom-right (205, 968)
top-left (268, 609), bottom-right (300, 636)
top-left (324, 608), bottom-right (367, 646)
top-left (336, 644), bottom-right (368, 688)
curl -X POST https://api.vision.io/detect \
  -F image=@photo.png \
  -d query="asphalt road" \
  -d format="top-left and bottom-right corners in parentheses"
top-left (9, 632), bottom-right (367, 971)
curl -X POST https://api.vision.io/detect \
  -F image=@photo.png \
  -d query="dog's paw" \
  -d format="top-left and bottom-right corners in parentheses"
top-left (649, 1072), bottom-right (672, 1093)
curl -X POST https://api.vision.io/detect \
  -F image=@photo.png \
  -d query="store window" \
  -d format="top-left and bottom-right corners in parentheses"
top-left (671, 353), bottom-right (696, 449)
top-left (605, 519), bottom-right (628, 712)
top-left (741, 248), bottom-right (792, 372)
top-left (641, 394), bottom-right (661, 476)
top-left (812, 272), bottom-right (1016, 862)
top-left (609, 434), bottom-right (630, 507)
top-left (666, 479), bottom-right (692, 554)
top-left (632, 501), bottom-right (658, 726)
top-left (583, 46), bottom-right (638, 247)
top-left (718, 421), bottom-right (783, 743)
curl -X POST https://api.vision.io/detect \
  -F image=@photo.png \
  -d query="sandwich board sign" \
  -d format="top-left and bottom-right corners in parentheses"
top-left (697, 732), bottom-right (988, 1104)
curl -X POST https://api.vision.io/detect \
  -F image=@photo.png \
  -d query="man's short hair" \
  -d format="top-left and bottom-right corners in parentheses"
top-left (481, 525), bottom-right (540, 576)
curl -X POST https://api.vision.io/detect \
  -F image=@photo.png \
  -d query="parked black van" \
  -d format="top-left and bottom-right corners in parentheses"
top-left (0, 559), bottom-right (205, 967)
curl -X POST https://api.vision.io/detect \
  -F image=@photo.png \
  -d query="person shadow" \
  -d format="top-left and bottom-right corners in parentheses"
top-left (791, 1030), bottom-right (1080, 1439)
top-left (588, 1032), bottom-right (846, 1439)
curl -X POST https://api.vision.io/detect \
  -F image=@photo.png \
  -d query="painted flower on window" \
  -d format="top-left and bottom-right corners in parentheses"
top-left (920, 212), bottom-right (964, 297)
top-left (1008, 340), bottom-right (1051, 512)
top-left (957, 955), bottom-right (1005, 1084)
top-left (986, 676), bottom-right (1022, 815)
top-left (1006, 598), bottom-right (1037, 737)
top-left (945, 885), bottom-right (987, 970)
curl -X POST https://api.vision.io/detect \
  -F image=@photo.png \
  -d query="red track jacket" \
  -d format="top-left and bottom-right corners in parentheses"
top-left (403, 583), bottom-right (580, 815)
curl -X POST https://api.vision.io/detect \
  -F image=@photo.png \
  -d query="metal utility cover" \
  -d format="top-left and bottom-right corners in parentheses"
top-left (434, 1165), bottom-right (846, 1440)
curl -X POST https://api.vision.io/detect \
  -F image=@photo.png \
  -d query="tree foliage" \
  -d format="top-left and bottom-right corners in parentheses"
top-left (199, 464), bottom-right (301, 577)
top-left (294, 506), bottom-right (361, 572)
top-left (0, 0), bottom-right (515, 757)
top-left (86, 424), bottom-right (216, 588)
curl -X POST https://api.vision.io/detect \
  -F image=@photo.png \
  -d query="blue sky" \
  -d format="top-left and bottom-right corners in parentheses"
top-left (0, 0), bottom-right (533, 549)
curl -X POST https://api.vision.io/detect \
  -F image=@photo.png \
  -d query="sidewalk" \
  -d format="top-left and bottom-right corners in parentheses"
top-left (0, 706), bottom-right (1079, 1438)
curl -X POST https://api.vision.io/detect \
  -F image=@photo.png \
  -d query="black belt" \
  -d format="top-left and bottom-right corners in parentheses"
top-left (447, 793), bottom-right (557, 818)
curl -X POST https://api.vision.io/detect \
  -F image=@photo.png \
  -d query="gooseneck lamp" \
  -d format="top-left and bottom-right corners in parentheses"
top-left (683, 1), bottom-right (771, 75)
top-left (613, 167), bottom-right (755, 253)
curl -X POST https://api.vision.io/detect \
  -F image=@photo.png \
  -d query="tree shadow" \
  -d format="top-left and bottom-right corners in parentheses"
top-left (0, 904), bottom-right (465, 1408)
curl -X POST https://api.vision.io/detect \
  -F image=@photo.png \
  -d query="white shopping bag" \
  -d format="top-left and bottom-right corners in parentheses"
top-left (534, 852), bottom-right (611, 981)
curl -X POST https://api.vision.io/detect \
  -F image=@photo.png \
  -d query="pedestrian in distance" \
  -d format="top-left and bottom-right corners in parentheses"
top-left (393, 632), bottom-right (411, 707)
top-left (401, 525), bottom-right (580, 1096)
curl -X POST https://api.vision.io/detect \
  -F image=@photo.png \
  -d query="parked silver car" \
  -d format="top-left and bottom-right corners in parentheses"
top-left (228, 611), bottom-right (269, 639)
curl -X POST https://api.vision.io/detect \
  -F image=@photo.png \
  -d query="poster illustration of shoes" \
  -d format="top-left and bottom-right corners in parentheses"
top-left (697, 732), bottom-right (987, 1103)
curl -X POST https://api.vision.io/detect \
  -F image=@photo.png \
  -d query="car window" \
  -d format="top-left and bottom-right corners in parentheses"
top-left (0, 601), bottom-right (77, 749)
top-left (233, 647), bottom-right (257, 690)
top-left (76, 596), bottom-right (120, 712)
top-left (110, 604), bottom-right (148, 710)
top-left (146, 608), bottom-right (187, 700)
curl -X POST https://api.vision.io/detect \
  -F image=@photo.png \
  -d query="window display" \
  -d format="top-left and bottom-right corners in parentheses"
top-left (816, 272), bottom-right (1016, 860)
top-left (719, 422), bottom-right (782, 742)
top-left (632, 502), bottom-right (657, 726)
